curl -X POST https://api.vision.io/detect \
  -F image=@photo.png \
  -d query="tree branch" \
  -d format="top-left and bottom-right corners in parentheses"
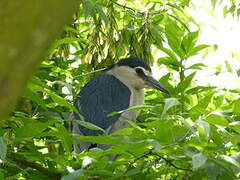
top-left (7, 153), bottom-right (62, 180)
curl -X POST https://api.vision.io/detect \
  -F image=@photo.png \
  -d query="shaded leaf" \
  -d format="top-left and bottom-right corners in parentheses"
top-left (83, 0), bottom-right (94, 18)
top-left (15, 119), bottom-right (56, 138)
top-left (61, 169), bottom-right (84, 180)
top-left (74, 136), bottom-right (121, 145)
top-left (0, 137), bottom-right (7, 161)
top-left (192, 153), bottom-right (207, 170)
top-left (23, 88), bottom-right (46, 109)
top-left (108, 105), bottom-right (155, 117)
top-left (96, 4), bottom-right (108, 24)
top-left (72, 119), bottom-right (105, 133)
top-left (49, 93), bottom-right (77, 112)
top-left (196, 120), bottom-right (210, 141)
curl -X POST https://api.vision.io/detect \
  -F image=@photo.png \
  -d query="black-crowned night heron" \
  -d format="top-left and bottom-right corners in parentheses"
top-left (72, 57), bottom-right (170, 152)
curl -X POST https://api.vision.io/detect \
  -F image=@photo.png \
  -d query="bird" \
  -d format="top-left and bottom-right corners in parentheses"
top-left (72, 57), bottom-right (170, 152)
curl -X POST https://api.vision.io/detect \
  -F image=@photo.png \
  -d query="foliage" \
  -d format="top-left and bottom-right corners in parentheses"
top-left (1, 0), bottom-right (240, 179)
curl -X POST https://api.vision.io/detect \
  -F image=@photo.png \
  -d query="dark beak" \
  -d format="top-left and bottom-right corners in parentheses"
top-left (145, 76), bottom-right (170, 95)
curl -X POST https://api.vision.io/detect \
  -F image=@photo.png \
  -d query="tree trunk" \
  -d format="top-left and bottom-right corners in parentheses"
top-left (0, 0), bottom-right (79, 122)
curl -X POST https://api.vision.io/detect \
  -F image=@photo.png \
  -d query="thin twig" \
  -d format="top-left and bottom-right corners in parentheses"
top-left (74, 67), bottom-right (107, 78)
top-left (124, 150), bottom-right (191, 174)
top-left (110, 0), bottom-right (142, 14)
top-left (125, 151), bottom-right (152, 173)
top-left (151, 153), bottom-right (191, 171)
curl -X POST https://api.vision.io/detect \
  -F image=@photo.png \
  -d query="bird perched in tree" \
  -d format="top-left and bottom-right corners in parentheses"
top-left (72, 57), bottom-right (170, 152)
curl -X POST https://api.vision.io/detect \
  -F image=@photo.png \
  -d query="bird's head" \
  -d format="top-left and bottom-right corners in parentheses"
top-left (107, 57), bottom-right (170, 94)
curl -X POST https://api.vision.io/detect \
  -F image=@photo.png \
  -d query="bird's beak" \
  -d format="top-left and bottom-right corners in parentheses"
top-left (145, 76), bottom-right (170, 94)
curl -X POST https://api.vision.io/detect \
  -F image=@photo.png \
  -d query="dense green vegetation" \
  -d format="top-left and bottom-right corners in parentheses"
top-left (1, 0), bottom-right (240, 179)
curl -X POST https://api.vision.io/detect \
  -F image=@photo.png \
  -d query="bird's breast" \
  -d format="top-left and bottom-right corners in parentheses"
top-left (121, 88), bottom-right (144, 121)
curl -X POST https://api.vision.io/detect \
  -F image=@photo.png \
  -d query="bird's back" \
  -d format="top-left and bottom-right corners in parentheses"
top-left (73, 73), bottom-right (131, 136)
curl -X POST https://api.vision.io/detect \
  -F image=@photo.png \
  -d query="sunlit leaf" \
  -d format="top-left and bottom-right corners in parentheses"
top-left (229, 121), bottom-right (240, 133)
top-left (186, 63), bottom-right (206, 70)
top-left (189, 94), bottom-right (213, 120)
top-left (233, 99), bottom-right (240, 115)
top-left (225, 60), bottom-right (233, 73)
top-left (219, 155), bottom-right (240, 169)
top-left (161, 98), bottom-right (180, 117)
top-left (181, 31), bottom-right (198, 53)
top-left (187, 44), bottom-right (209, 57)
top-left (176, 72), bottom-right (196, 93)
top-left (206, 113), bottom-right (228, 126)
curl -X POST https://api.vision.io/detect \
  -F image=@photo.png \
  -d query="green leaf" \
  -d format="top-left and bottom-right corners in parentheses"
top-left (165, 18), bottom-right (184, 56)
top-left (181, 31), bottom-right (199, 54)
top-left (186, 63), bottom-right (206, 70)
top-left (237, 69), bottom-right (240, 77)
top-left (177, 72), bottom-right (196, 93)
top-left (0, 137), bottom-right (7, 161)
top-left (161, 98), bottom-right (180, 117)
top-left (233, 99), bottom-right (240, 115)
top-left (158, 56), bottom-right (182, 71)
top-left (155, 121), bottom-right (174, 144)
top-left (0, 172), bottom-right (4, 180)
top-left (83, 0), bottom-right (94, 18)
top-left (176, 115), bottom-right (196, 133)
top-left (159, 47), bottom-right (179, 62)
top-left (55, 123), bottom-right (73, 153)
top-left (206, 113), bottom-right (228, 126)
top-left (61, 169), bottom-right (84, 180)
top-left (189, 93), bottom-right (213, 120)
top-left (196, 120), bottom-right (210, 141)
top-left (72, 120), bottom-right (105, 133)
top-left (186, 86), bottom-right (216, 95)
top-left (225, 60), bottom-right (232, 73)
top-left (219, 155), bottom-right (240, 169)
top-left (49, 38), bottom-right (82, 52)
top-left (95, 4), bottom-right (108, 24)
top-left (108, 105), bottom-right (155, 117)
top-left (192, 153), bottom-right (207, 170)
top-left (147, 139), bottom-right (161, 151)
top-left (23, 88), bottom-right (46, 109)
top-left (49, 93), bottom-right (77, 112)
top-left (187, 44), bottom-right (209, 57)
top-left (15, 119), bottom-right (56, 138)
top-left (229, 121), bottom-right (240, 133)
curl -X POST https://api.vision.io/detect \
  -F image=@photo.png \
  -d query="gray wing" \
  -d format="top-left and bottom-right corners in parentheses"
top-left (73, 74), bottom-right (131, 136)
